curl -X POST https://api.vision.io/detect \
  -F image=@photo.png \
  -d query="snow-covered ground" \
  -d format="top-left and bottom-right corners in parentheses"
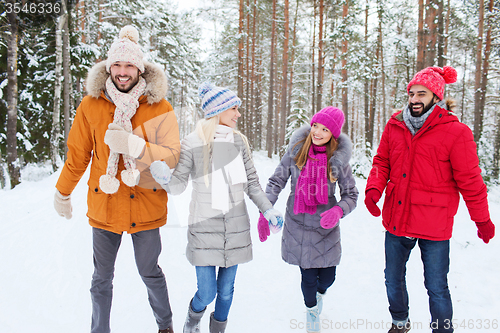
top-left (1, 151), bottom-right (499, 332)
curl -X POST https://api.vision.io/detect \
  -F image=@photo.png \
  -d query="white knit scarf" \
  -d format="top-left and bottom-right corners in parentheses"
top-left (211, 125), bottom-right (247, 213)
top-left (99, 76), bottom-right (147, 194)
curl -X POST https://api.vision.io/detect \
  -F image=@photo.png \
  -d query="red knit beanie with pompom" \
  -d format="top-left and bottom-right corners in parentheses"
top-left (407, 66), bottom-right (457, 100)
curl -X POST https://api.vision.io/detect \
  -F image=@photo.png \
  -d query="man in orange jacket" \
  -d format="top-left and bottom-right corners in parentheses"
top-left (365, 66), bottom-right (495, 333)
top-left (53, 26), bottom-right (180, 333)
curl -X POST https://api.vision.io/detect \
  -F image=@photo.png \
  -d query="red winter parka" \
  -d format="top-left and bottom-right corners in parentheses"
top-left (366, 100), bottom-right (490, 241)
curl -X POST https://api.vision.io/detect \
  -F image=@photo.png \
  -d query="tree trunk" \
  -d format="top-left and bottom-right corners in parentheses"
top-left (0, 149), bottom-right (5, 189)
top-left (378, 0), bottom-right (386, 141)
top-left (341, 2), bottom-right (349, 134)
top-left (311, 0), bottom-right (317, 114)
top-left (493, 112), bottom-right (500, 180)
top-left (287, 0), bottom-right (300, 117)
top-left (77, 0), bottom-right (86, 43)
top-left (425, 0), bottom-right (438, 67)
top-left (6, 3), bottom-right (20, 188)
top-left (244, 0), bottom-right (251, 137)
top-left (279, 0), bottom-right (290, 153)
top-left (267, 0), bottom-right (277, 158)
top-left (442, 0), bottom-right (451, 66)
top-left (52, 11), bottom-right (67, 171)
top-left (437, 0), bottom-right (445, 67)
top-left (473, 0), bottom-right (485, 143)
top-left (96, 0), bottom-right (103, 58)
top-left (256, 56), bottom-right (263, 150)
top-left (62, 0), bottom-right (72, 160)
top-left (477, 0), bottom-right (494, 140)
top-left (238, 0), bottom-right (244, 103)
top-left (316, 0), bottom-right (324, 112)
top-left (364, 0), bottom-right (370, 147)
top-left (416, 0), bottom-right (425, 71)
top-left (249, 0), bottom-right (257, 147)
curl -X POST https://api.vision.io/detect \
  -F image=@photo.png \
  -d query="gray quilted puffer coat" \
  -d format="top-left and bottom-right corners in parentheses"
top-left (265, 125), bottom-right (358, 269)
top-left (165, 131), bottom-right (273, 267)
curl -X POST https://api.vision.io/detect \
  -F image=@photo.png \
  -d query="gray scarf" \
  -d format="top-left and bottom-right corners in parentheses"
top-left (403, 100), bottom-right (445, 135)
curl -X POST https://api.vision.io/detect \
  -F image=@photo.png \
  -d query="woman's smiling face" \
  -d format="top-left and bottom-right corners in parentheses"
top-left (310, 123), bottom-right (333, 146)
top-left (219, 106), bottom-right (241, 128)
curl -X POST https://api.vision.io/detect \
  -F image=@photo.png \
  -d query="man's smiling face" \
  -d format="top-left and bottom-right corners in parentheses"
top-left (109, 61), bottom-right (140, 93)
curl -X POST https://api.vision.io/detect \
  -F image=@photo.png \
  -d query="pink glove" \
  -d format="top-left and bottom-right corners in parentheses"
top-left (365, 189), bottom-right (382, 217)
top-left (258, 213), bottom-right (270, 242)
top-left (320, 206), bottom-right (343, 229)
top-left (476, 219), bottom-right (495, 244)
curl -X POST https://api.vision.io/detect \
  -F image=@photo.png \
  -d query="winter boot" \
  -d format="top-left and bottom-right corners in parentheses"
top-left (158, 326), bottom-right (174, 333)
top-left (388, 319), bottom-right (411, 333)
top-left (209, 312), bottom-right (228, 333)
top-left (316, 292), bottom-right (325, 315)
top-left (306, 304), bottom-right (320, 333)
top-left (183, 300), bottom-right (206, 333)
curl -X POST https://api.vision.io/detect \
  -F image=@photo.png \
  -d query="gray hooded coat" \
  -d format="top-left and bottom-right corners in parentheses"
top-left (265, 125), bottom-right (358, 269)
top-left (165, 131), bottom-right (273, 267)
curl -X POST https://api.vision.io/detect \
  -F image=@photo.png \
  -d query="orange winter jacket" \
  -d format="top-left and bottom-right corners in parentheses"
top-left (56, 61), bottom-right (180, 234)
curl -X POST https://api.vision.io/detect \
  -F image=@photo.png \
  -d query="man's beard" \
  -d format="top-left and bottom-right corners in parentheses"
top-left (409, 101), bottom-right (435, 117)
top-left (111, 74), bottom-right (139, 93)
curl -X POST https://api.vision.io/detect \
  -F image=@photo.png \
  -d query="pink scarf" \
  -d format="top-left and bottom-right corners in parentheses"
top-left (294, 144), bottom-right (329, 215)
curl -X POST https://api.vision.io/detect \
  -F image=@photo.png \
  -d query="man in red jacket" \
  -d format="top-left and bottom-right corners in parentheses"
top-left (364, 66), bottom-right (495, 333)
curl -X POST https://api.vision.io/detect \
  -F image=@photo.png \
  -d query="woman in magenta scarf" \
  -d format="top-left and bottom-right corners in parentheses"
top-left (259, 107), bottom-right (358, 333)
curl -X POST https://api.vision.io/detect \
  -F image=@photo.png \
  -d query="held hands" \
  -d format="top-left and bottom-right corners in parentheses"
top-left (104, 123), bottom-right (146, 158)
top-left (54, 190), bottom-right (72, 220)
top-left (365, 189), bottom-right (382, 217)
top-left (320, 206), bottom-right (343, 229)
top-left (475, 219), bottom-right (495, 244)
top-left (258, 208), bottom-right (284, 242)
top-left (150, 160), bottom-right (172, 185)
top-left (264, 208), bottom-right (284, 234)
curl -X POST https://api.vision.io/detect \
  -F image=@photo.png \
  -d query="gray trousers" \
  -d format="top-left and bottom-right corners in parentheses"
top-left (90, 227), bottom-right (173, 333)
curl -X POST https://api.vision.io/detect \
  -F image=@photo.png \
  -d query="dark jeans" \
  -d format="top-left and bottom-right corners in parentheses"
top-left (385, 231), bottom-right (453, 333)
top-left (191, 265), bottom-right (238, 322)
top-left (90, 228), bottom-right (173, 333)
top-left (300, 266), bottom-right (336, 308)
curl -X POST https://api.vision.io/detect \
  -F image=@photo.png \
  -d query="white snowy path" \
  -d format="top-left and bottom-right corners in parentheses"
top-left (1, 152), bottom-right (499, 332)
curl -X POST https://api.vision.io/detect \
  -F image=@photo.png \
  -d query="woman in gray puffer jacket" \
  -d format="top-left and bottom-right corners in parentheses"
top-left (151, 82), bottom-right (283, 333)
top-left (258, 106), bottom-right (358, 333)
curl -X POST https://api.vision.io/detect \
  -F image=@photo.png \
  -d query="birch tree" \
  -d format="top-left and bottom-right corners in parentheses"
top-left (6, 0), bottom-right (20, 188)
top-left (51, 6), bottom-right (67, 171)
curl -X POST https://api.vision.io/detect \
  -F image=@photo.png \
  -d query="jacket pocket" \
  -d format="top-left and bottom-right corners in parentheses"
top-left (406, 189), bottom-right (449, 237)
top-left (382, 181), bottom-right (396, 224)
top-left (133, 187), bottom-right (167, 224)
top-left (87, 178), bottom-right (109, 223)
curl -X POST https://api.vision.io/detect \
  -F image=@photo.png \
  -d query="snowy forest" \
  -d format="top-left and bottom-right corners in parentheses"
top-left (1, 0), bottom-right (500, 189)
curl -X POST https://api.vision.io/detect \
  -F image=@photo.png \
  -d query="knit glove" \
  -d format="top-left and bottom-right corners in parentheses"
top-left (150, 160), bottom-right (172, 185)
top-left (320, 206), bottom-right (343, 229)
top-left (54, 190), bottom-right (72, 220)
top-left (365, 189), bottom-right (382, 217)
top-left (258, 213), bottom-right (271, 242)
top-left (264, 208), bottom-right (284, 234)
top-left (104, 123), bottom-right (146, 158)
top-left (476, 219), bottom-right (495, 244)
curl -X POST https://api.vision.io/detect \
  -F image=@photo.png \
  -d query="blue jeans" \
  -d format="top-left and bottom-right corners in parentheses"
top-left (385, 231), bottom-right (453, 333)
top-left (300, 266), bottom-right (337, 308)
top-left (191, 265), bottom-right (238, 322)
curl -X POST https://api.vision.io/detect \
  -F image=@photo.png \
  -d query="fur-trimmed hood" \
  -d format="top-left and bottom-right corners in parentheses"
top-left (85, 61), bottom-right (169, 104)
top-left (288, 124), bottom-right (352, 179)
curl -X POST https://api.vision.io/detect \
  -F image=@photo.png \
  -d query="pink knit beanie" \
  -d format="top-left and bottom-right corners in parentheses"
top-left (106, 26), bottom-right (145, 73)
top-left (310, 107), bottom-right (345, 139)
top-left (407, 66), bottom-right (457, 100)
